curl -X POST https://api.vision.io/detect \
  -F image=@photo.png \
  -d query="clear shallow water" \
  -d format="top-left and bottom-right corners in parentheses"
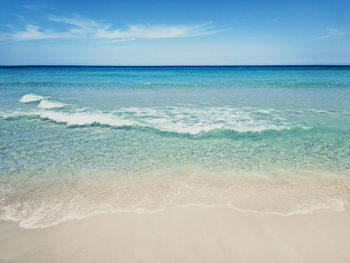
top-left (1, 66), bottom-right (350, 228)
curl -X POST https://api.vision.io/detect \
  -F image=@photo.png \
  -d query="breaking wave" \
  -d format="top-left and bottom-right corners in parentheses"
top-left (12, 94), bottom-right (300, 134)
top-left (4, 107), bottom-right (301, 135)
top-left (20, 94), bottom-right (45, 103)
top-left (38, 99), bottom-right (67, 109)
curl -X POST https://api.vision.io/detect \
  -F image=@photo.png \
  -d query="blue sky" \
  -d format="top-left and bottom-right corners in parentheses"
top-left (0, 0), bottom-right (349, 65)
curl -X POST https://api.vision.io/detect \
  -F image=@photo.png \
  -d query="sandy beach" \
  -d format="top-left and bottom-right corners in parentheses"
top-left (1, 205), bottom-right (350, 263)
top-left (1, 0), bottom-right (350, 261)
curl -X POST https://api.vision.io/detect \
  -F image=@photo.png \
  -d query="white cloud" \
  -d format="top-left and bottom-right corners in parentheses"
top-left (94, 23), bottom-right (223, 40)
top-left (0, 25), bottom-right (72, 41)
top-left (0, 15), bottom-right (224, 42)
top-left (48, 15), bottom-right (100, 33)
top-left (319, 27), bottom-right (347, 39)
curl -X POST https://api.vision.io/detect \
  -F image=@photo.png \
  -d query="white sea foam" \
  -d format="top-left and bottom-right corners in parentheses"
top-left (17, 106), bottom-right (295, 134)
top-left (37, 110), bottom-right (134, 127)
top-left (115, 106), bottom-right (291, 134)
top-left (20, 94), bottom-right (45, 103)
top-left (14, 93), bottom-right (303, 134)
top-left (15, 92), bottom-right (298, 133)
top-left (38, 100), bottom-right (67, 109)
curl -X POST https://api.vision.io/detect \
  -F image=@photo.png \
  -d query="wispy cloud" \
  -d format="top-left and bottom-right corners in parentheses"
top-left (23, 4), bottom-right (43, 11)
top-left (0, 15), bottom-right (225, 42)
top-left (0, 25), bottom-right (72, 41)
top-left (319, 27), bottom-right (347, 39)
top-left (94, 23), bottom-right (223, 40)
top-left (48, 15), bottom-right (100, 34)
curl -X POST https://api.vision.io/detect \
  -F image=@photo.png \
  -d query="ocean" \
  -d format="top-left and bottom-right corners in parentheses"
top-left (1, 66), bottom-right (350, 228)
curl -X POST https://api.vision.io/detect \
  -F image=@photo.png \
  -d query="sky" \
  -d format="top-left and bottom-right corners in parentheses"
top-left (0, 0), bottom-right (349, 65)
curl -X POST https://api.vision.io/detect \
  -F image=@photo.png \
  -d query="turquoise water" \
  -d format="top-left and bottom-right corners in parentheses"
top-left (1, 66), bottom-right (350, 228)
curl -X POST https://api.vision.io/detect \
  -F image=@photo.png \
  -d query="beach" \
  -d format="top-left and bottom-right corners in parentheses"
top-left (1, 205), bottom-right (350, 263)
top-left (1, 66), bottom-right (350, 262)
top-left (1, 0), bottom-right (350, 259)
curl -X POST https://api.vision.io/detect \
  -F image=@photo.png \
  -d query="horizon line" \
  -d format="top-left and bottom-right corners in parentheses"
top-left (1, 64), bottom-right (350, 68)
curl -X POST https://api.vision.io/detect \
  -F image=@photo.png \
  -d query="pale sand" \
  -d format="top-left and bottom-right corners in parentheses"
top-left (1, 206), bottom-right (350, 263)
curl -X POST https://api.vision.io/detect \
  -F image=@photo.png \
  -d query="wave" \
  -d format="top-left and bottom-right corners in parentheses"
top-left (37, 110), bottom-right (135, 127)
top-left (20, 93), bottom-right (67, 109)
top-left (20, 94), bottom-right (45, 103)
top-left (38, 100), bottom-right (67, 109)
top-left (5, 97), bottom-right (320, 138)
top-left (36, 106), bottom-right (293, 133)
top-left (2, 111), bottom-right (315, 140)
top-left (12, 95), bottom-right (313, 135)
top-left (6, 109), bottom-right (296, 134)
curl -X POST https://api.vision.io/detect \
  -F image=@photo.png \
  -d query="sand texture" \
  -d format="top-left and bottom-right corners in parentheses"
top-left (1, 206), bottom-right (350, 263)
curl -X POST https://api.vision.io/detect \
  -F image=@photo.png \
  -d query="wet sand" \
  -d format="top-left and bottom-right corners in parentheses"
top-left (1, 205), bottom-right (350, 263)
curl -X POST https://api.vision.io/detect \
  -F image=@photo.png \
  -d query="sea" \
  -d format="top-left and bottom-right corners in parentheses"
top-left (1, 66), bottom-right (350, 228)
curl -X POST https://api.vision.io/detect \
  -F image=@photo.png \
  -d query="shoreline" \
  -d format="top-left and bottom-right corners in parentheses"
top-left (1, 169), bottom-right (349, 230)
top-left (1, 205), bottom-right (350, 263)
